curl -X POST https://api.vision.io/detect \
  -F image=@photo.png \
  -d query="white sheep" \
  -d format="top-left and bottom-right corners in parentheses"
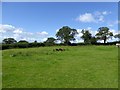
top-left (116, 43), bottom-right (120, 47)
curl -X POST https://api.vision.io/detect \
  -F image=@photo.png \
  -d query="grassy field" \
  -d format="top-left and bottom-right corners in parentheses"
top-left (2, 46), bottom-right (118, 88)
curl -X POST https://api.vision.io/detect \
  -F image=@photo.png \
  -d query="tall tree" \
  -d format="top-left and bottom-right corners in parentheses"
top-left (56, 26), bottom-right (78, 45)
top-left (95, 27), bottom-right (113, 43)
top-left (81, 29), bottom-right (92, 44)
top-left (2, 38), bottom-right (17, 44)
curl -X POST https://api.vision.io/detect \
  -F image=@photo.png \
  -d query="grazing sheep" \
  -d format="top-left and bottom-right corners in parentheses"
top-left (53, 49), bottom-right (59, 51)
top-left (59, 48), bottom-right (65, 51)
top-left (53, 48), bottom-right (65, 51)
top-left (116, 43), bottom-right (120, 47)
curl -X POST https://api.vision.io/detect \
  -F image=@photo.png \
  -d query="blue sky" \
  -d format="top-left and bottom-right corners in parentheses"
top-left (1, 2), bottom-right (119, 42)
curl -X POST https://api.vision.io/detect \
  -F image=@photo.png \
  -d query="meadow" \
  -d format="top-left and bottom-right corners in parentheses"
top-left (2, 46), bottom-right (118, 88)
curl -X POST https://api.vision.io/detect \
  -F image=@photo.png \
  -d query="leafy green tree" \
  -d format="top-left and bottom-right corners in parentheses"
top-left (56, 26), bottom-right (78, 45)
top-left (18, 40), bottom-right (29, 43)
top-left (44, 37), bottom-right (56, 46)
top-left (34, 40), bottom-right (37, 43)
top-left (114, 34), bottom-right (120, 41)
top-left (81, 29), bottom-right (92, 44)
top-left (95, 27), bottom-right (113, 43)
top-left (45, 37), bottom-right (56, 43)
top-left (17, 40), bottom-right (29, 48)
top-left (2, 38), bottom-right (17, 44)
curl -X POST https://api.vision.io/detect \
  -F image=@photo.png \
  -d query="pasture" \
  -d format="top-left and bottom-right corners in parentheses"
top-left (2, 46), bottom-right (118, 88)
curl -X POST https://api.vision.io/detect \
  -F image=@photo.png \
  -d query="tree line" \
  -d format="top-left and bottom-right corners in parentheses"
top-left (1, 26), bottom-right (120, 50)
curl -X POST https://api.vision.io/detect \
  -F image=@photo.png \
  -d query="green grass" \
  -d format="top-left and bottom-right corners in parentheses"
top-left (2, 46), bottom-right (118, 88)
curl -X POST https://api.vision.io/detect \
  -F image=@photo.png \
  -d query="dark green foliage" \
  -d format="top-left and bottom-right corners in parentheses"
top-left (81, 29), bottom-right (92, 44)
top-left (95, 27), bottom-right (113, 43)
top-left (2, 38), bottom-right (17, 44)
top-left (17, 43), bottom-right (29, 48)
top-left (1, 44), bottom-right (10, 50)
top-left (18, 40), bottom-right (29, 43)
top-left (1, 42), bottom-right (45, 50)
top-left (28, 42), bottom-right (45, 47)
top-left (44, 37), bottom-right (56, 46)
top-left (15, 40), bottom-right (29, 48)
top-left (2, 41), bottom-right (119, 50)
top-left (56, 26), bottom-right (78, 45)
top-left (91, 37), bottom-right (97, 44)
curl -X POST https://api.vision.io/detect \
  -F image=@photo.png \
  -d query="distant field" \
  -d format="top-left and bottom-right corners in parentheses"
top-left (2, 46), bottom-right (118, 88)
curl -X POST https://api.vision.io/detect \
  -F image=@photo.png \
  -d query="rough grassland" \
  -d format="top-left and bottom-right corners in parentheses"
top-left (2, 46), bottom-right (118, 88)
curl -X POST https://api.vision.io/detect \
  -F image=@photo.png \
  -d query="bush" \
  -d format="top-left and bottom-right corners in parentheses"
top-left (1, 41), bottom-right (119, 50)
top-left (2, 44), bottom-right (12, 50)
top-left (17, 43), bottom-right (29, 48)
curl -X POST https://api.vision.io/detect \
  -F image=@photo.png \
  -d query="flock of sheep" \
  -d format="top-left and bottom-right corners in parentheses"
top-left (53, 48), bottom-right (66, 51)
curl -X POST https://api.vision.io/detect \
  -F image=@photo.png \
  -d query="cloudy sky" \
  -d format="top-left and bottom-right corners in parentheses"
top-left (1, 2), bottom-right (119, 43)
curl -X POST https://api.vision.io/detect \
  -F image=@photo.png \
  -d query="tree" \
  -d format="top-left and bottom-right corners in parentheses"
top-left (56, 26), bottom-right (78, 45)
top-left (44, 37), bottom-right (56, 46)
top-left (90, 36), bottom-right (97, 44)
top-left (45, 37), bottom-right (56, 43)
top-left (2, 38), bottom-right (17, 44)
top-left (114, 34), bottom-right (120, 41)
top-left (18, 40), bottom-right (29, 43)
top-left (17, 40), bottom-right (29, 48)
top-left (95, 27), bottom-right (113, 43)
top-left (81, 29), bottom-right (92, 44)
top-left (34, 40), bottom-right (37, 43)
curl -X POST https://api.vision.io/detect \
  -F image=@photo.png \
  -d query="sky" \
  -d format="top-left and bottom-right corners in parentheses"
top-left (0, 2), bottom-right (119, 43)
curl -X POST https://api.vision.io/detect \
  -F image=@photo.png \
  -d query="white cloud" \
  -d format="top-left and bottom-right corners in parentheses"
top-left (89, 30), bottom-right (98, 36)
top-left (37, 31), bottom-right (48, 35)
top-left (0, 24), bottom-right (49, 42)
top-left (110, 29), bottom-right (118, 35)
top-left (107, 29), bottom-right (118, 42)
top-left (13, 29), bottom-right (23, 34)
top-left (76, 11), bottom-right (111, 23)
top-left (42, 38), bottom-right (48, 42)
top-left (76, 13), bottom-right (95, 23)
top-left (41, 31), bottom-right (48, 35)
top-left (108, 24), bottom-right (114, 27)
top-left (98, 15), bottom-right (104, 22)
top-left (0, 24), bottom-right (15, 30)
top-left (107, 20), bottom-right (119, 27)
top-left (102, 11), bottom-right (107, 15)
top-left (102, 11), bottom-right (111, 15)
top-left (56, 29), bottom-right (59, 33)
top-left (95, 11), bottom-right (111, 16)
top-left (0, 24), bottom-right (15, 33)
top-left (87, 27), bottom-right (92, 30)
